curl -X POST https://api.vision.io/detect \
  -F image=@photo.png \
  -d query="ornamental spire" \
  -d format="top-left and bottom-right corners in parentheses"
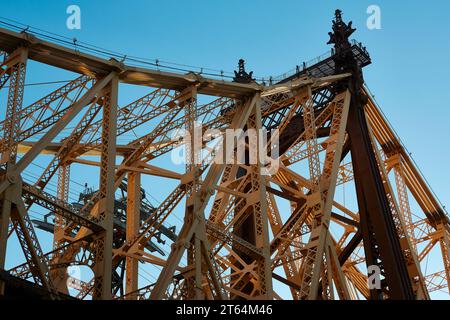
top-left (233, 59), bottom-right (254, 84)
top-left (327, 9), bottom-right (356, 54)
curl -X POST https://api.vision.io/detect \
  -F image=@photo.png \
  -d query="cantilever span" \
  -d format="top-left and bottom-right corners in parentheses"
top-left (0, 9), bottom-right (449, 301)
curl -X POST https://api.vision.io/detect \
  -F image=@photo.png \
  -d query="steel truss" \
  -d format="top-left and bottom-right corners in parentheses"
top-left (0, 11), bottom-right (449, 300)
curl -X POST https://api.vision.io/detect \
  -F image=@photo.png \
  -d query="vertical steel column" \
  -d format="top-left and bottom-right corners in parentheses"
top-left (183, 86), bottom-right (204, 299)
top-left (92, 75), bottom-right (118, 300)
top-left (125, 172), bottom-right (140, 299)
top-left (54, 164), bottom-right (70, 249)
top-left (253, 94), bottom-right (274, 299)
top-left (0, 48), bottom-right (27, 295)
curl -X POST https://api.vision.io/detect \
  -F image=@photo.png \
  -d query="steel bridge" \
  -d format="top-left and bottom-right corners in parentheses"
top-left (0, 10), bottom-right (449, 300)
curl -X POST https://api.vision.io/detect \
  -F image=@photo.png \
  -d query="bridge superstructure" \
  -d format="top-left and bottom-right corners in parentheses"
top-left (0, 10), bottom-right (448, 300)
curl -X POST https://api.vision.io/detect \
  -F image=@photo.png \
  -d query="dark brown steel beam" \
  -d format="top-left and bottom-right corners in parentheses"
top-left (347, 93), bottom-right (414, 299)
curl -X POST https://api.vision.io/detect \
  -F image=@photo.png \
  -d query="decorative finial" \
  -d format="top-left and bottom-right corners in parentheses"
top-left (233, 59), bottom-right (254, 84)
top-left (327, 9), bottom-right (356, 53)
top-left (327, 9), bottom-right (369, 87)
top-left (335, 9), bottom-right (343, 23)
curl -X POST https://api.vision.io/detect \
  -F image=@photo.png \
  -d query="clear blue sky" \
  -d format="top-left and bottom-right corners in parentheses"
top-left (1, 0), bottom-right (450, 299)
